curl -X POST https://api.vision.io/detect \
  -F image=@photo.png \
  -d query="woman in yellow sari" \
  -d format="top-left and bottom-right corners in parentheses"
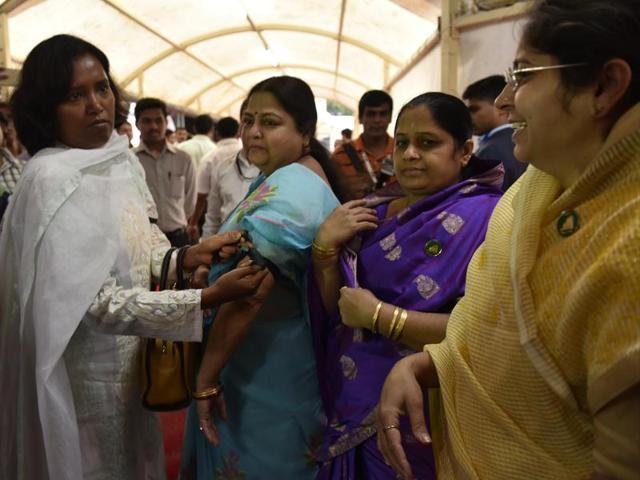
top-left (376, 0), bottom-right (640, 479)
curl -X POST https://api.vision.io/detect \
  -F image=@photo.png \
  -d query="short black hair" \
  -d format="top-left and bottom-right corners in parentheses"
top-left (341, 128), bottom-right (352, 139)
top-left (134, 97), bottom-right (167, 122)
top-left (194, 114), bottom-right (214, 134)
top-left (462, 75), bottom-right (506, 102)
top-left (358, 90), bottom-right (393, 121)
top-left (10, 34), bottom-right (126, 156)
top-left (215, 117), bottom-right (239, 139)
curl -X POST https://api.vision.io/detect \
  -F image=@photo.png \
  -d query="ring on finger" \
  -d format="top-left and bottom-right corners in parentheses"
top-left (383, 424), bottom-right (400, 432)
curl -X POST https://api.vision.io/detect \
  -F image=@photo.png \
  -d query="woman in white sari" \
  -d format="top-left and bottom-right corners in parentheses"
top-left (0, 35), bottom-right (268, 480)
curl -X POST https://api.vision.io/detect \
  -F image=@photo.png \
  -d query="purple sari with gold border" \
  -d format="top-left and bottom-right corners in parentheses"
top-left (309, 161), bottom-right (503, 479)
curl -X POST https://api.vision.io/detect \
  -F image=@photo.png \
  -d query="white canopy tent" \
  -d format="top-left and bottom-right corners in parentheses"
top-left (0, 0), bottom-right (442, 116)
top-left (0, 0), bottom-right (529, 124)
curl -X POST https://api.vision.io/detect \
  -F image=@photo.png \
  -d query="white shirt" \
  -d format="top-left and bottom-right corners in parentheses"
top-left (176, 133), bottom-right (216, 170)
top-left (197, 138), bottom-right (259, 236)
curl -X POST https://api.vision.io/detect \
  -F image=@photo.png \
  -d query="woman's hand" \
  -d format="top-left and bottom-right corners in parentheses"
top-left (314, 200), bottom-right (378, 250)
top-left (201, 264), bottom-right (268, 307)
top-left (190, 265), bottom-right (210, 289)
top-left (183, 230), bottom-right (246, 270)
top-left (195, 387), bottom-right (227, 446)
top-left (338, 287), bottom-right (380, 330)
top-left (376, 353), bottom-right (435, 480)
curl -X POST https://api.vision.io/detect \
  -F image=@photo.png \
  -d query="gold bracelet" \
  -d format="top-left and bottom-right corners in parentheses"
top-left (371, 301), bottom-right (383, 333)
top-left (387, 307), bottom-right (400, 338)
top-left (192, 383), bottom-right (224, 400)
top-left (312, 240), bottom-right (339, 256)
top-left (392, 309), bottom-right (408, 341)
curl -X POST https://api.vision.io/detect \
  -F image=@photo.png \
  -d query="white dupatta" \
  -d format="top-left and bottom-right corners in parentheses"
top-left (0, 133), bottom-right (146, 479)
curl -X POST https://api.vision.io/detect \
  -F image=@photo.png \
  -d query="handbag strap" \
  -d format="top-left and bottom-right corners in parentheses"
top-left (175, 245), bottom-right (190, 290)
top-left (159, 247), bottom-right (177, 290)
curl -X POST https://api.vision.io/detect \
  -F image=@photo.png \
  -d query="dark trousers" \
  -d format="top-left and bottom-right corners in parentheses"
top-left (163, 228), bottom-right (191, 247)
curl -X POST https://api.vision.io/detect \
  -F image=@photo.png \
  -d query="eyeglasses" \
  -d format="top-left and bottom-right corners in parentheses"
top-left (504, 63), bottom-right (588, 90)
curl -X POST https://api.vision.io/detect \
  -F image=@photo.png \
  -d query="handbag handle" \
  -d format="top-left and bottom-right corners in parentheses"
top-left (175, 246), bottom-right (190, 290)
top-left (159, 247), bottom-right (177, 290)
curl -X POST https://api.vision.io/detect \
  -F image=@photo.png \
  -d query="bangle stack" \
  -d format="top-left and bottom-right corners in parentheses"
top-left (192, 383), bottom-right (224, 400)
top-left (312, 240), bottom-right (339, 257)
top-left (371, 301), bottom-right (383, 333)
top-left (387, 307), bottom-right (400, 338)
top-left (384, 307), bottom-right (408, 341)
top-left (391, 309), bottom-right (408, 341)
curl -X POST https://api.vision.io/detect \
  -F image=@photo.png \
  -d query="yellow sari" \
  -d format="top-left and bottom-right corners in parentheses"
top-left (426, 104), bottom-right (640, 479)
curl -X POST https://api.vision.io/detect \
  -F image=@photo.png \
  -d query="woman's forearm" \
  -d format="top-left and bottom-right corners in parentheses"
top-left (312, 254), bottom-right (343, 314)
top-left (374, 303), bottom-right (449, 351)
top-left (196, 300), bottom-right (263, 389)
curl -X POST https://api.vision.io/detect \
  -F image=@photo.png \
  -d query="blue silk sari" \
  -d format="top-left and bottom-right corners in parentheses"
top-left (182, 163), bottom-right (340, 479)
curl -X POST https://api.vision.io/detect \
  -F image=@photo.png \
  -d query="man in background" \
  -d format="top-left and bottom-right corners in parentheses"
top-left (188, 112), bottom-right (258, 239)
top-left (331, 90), bottom-right (394, 201)
top-left (115, 119), bottom-right (133, 148)
top-left (134, 97), bottom-right (196, 247)
top-left (0, 113), bottom-right (24, 225)
top-left (177, 114), bottom-right (216, 170)
top-left (463, 75), bottom-right (526, 191)
top-left (0, 103), bottom-right (27, 160)
top-left (175, 126), bottom-right (189, 143)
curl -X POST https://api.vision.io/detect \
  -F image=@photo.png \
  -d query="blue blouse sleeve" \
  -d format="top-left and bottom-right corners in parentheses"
top-left (215, 163), bottom-right (339, 284)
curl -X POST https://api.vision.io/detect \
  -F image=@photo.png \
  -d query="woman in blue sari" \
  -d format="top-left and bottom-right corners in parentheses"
top-left (309, 93), bottom-right (504, 479)
top-left (181, 76), bottom-right (341, 479)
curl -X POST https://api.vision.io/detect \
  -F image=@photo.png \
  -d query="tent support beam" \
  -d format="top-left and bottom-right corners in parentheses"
top-left (440, 0), bottom-right (459, 95)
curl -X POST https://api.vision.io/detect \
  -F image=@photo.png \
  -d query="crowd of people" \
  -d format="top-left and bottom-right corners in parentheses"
top-left (0, 0), bottom-right (638, 479)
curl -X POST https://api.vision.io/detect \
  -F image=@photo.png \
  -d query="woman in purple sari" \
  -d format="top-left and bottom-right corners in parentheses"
top-left (310, 92), bottom-right (504, 479)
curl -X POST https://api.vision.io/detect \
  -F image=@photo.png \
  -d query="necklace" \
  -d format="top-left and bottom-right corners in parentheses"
top-left (235, 153), bottom-right (258, 181)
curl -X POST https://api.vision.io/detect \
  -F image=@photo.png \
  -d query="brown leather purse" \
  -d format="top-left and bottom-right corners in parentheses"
top-left (141, 246), bottom-right (198, 411)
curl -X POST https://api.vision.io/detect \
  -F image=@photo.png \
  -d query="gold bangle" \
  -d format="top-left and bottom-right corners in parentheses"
top-left (312, 240), bottom-right (339, 256)
top-left (371, 301), bottom-right (383, 333)
top-left (192, 383), bottom-right (224, 400)
top-left (392, 309), bottom-right (408, 341)
top-left (387, 307), bottom-right (400, 338)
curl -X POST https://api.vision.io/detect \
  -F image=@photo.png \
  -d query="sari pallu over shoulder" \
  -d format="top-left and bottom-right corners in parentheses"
top-left (309, 158), bottom-right (503, 477)
top-left (181, 162), bottom-right (340, 480)
top-left (0, 134), bottom-right (144, 480)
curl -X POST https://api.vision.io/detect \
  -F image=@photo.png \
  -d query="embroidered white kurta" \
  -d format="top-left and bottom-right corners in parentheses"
top-left (0, 134), bottom-right (203, 480)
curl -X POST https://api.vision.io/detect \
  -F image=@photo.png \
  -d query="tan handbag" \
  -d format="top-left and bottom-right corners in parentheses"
top-left (141, 246), bottom-right (198, 411)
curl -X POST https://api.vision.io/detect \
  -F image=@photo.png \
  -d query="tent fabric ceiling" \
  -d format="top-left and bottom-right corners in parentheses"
top-left (7, 0), bottom-right (438, 116)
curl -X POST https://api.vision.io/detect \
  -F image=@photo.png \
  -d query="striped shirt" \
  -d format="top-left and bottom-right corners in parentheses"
top-left (0, 149), bottom-right (24, 195)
